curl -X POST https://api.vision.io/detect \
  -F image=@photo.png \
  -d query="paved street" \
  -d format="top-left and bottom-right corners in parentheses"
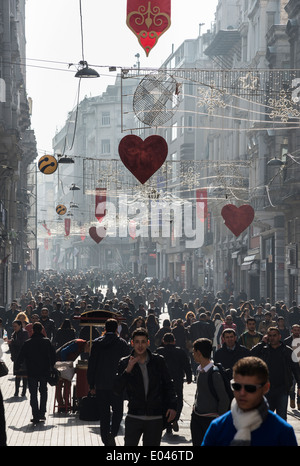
top-left (0, 339), bottom-right (194, 447)
top-left (1, 337), bottom-right (300, 448)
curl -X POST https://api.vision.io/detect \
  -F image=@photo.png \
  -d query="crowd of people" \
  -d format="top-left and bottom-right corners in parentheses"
top-left (0, 269), bottom-right (300, 446)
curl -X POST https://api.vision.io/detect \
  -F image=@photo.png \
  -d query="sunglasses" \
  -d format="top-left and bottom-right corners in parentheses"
top-left (230, 380), bottom-right (266, 393)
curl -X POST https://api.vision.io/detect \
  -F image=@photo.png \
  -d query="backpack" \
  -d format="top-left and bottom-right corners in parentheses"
top-left (208, 363), bottom-right (233, 410)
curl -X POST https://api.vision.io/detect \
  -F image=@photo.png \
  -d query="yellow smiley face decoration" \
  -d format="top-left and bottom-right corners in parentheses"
top-left (38, 155), bottom-right (58, 174)
top-left (56, 204), bottom-right (67, 216)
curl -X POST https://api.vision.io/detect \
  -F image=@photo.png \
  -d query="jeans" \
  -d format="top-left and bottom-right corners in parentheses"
top-left (266, 389), bottom-right (289, 420)
top-left (96, 389), bottom-right (124, 445)
top-left (173, 379), bottom-right (183, 422)
top-left (27, 376), bottom-right (48, 421)
top-left (190, 411), bottom-right (215, 446)
top-left (289, 377), bottom-right (300, 403)
top-left (124, 416), bottom-right (163, 446)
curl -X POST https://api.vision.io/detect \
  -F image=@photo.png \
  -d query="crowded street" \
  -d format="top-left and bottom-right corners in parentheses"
top-left (1, 0), bottom-right (300, 451)
top-left (1, 272), bottom-right (300, 448)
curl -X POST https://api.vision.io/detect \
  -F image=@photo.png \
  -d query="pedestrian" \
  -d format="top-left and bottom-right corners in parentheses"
top-left (257, 311), bottom-right (276, 334)
top-left (0, 318), bottom-right (7, 340)
top-left (145, 313), bottom-right (159, 351)
top-left (156, 333), bottom-right (192, 434)
top-left (54, 318), bottom-right (76, 349)
top-left (15, 322), bottom-right (56, 424)
top-left (277, 316), bottom-right (290, 340)
top-left (212, 313), bottom-right (223, 353)
top-left (288, 301), bottom-right (300, 327)
top-left (251, 327), bottom-right (300, 420)
top-left (202, 356), bottom-right (298, 446)
top-left (5, 301), bottom-right (19, 338)
top-left (171, 318), bottom-right (189, 353)
top-left (191, 337), bottom-right (230, 445)
top-left (189, 312), bottom-right (213, 343)
top-left (40, 307), bottom-right (56, 342)
top-left (253, 304), bottom-right (265, 330)
top-left (284, 324), bottom-right (300, 410)
top-left (15, 312), bottom-right (30, 329)
top-left (154, 319), bottom-right (172, 348)
top-left (25, 314), bottom-right (47, 338)
top-left (238, 317), bottom-right (263, 350)
top-left (214, 328), bottom-right (250, 379)
top-left (129, 316), bottom-right (146, 337)
top-left (114, 327), bottom-right (177, 446)
top-left (0, 388), bottom-right (6, 446)
top-left (8, 320), bottom-right (29, 397)
top-left (216, 314), bottom-right (237, 342)
top-left (87, 318), bottom-right (130, 446)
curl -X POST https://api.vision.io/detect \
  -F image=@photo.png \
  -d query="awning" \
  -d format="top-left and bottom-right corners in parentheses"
top-left (241, 254), bottom-right (260, 270)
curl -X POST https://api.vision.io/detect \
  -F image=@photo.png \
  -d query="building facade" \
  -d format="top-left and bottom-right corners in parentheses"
top-left (0, 0), bottom-right (38, 307)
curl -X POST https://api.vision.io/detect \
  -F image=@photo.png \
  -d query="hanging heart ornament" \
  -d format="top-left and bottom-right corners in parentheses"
top-left (118, 135), bottom-right (168, 184)
top-left (89, 226), bottom-right (106, 244)
top-left (221, 204), bottom-right (255, 237)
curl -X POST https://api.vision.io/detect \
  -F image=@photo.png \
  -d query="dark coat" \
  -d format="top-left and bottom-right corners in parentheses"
top-left (87, 333), bottom-right (130, 390)
top-left (9, 328), bottom-right (29, 362)
top-left (0, 389), bottom-right (6, 446)
top-left (251, 341), bottom-right (300, 393)
top-left (15, 333), bottom-right (56, 377)
top-left (189, 320), bottom-right (214, 342)
top-left (214, 343), bottom-right (250, 373)
top-left (156, 344), bottom-right (192, 383)
top-left (114, 349), bottom-right (177, 417)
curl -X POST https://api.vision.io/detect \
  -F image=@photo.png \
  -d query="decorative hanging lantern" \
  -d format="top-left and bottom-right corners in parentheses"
top-left (89, 226), bottom-right (106, 244)
top-left (118, 134), bottom-right (168, 184)
top-left (221, 204), bottom-right (255, 237)
top-left (38, 155), bottom-right (58, 174)
top-left (126, 0), bottom-right (171, 56)
top-left (56, 204), bottom-right (67, 216)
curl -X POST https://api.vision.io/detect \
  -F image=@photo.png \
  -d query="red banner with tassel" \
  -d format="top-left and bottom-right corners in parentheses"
top-left (64, 218), bottom-right (71, 237)
top-left (95, 188), bottom-right (106, 223)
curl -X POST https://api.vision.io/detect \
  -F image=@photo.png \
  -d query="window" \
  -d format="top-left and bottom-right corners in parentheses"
top-left (101, 139), bottom-right (111, 154)
top-left (101, 111), bottom-right (110, 126)
top-left (171, 152), bottom-right (178, 182)
top-left (187, 115), bottom-right (194, 132)
top-left (171, 122), bottom-right (178, 141)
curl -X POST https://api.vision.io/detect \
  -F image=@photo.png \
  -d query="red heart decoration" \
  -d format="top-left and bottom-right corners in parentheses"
top-left (221, 204), bottom-right (255, 237)
top-left (89, 226), bottom-right (106, 244)
top-left (118, 135), bottom-right (168, 184)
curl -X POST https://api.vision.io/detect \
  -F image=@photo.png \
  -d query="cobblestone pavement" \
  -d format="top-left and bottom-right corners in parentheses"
top-left (1, 335), bottom-right (300, 448)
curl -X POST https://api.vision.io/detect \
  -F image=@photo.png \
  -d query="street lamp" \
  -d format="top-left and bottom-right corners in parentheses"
top-left (75, 61), bottom-right (99, 78)
top-left (267, 157), bottom-right (285, 167)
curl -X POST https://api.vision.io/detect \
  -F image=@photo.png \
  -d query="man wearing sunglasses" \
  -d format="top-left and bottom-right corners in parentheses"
top-left (202, 356), bottom-right (298, 446)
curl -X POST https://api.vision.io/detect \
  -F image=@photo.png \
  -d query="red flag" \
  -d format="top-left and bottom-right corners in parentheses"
top-left (129, 220), bottom-right (136, 239)
top-left (80, 224), bottom-right (86, 241)
top-left (196, 189), bottom-right (208, 222)
top-left (127, 0), bottom-right (171, 56)
top-left (95, 188), bottom-right (106, 223)
top-left (64, 218), bottom-right (71, 237)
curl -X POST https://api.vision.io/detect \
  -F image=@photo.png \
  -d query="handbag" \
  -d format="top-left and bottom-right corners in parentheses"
top-left (54, 361), bottom-right (75, 381)
top-left (0, 360), bottom-right (8, 377)
top-left (79, 393), bottom-right (100, 421)
top-left (47, 367), bottom-right (60, 386)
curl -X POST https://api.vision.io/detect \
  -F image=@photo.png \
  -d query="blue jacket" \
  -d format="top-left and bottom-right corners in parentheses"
top-left (202, 409), bottom-right (298, 446)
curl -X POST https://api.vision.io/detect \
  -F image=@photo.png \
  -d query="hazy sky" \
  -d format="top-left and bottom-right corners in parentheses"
top-left (25, 0), bottom-right (218, 154)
